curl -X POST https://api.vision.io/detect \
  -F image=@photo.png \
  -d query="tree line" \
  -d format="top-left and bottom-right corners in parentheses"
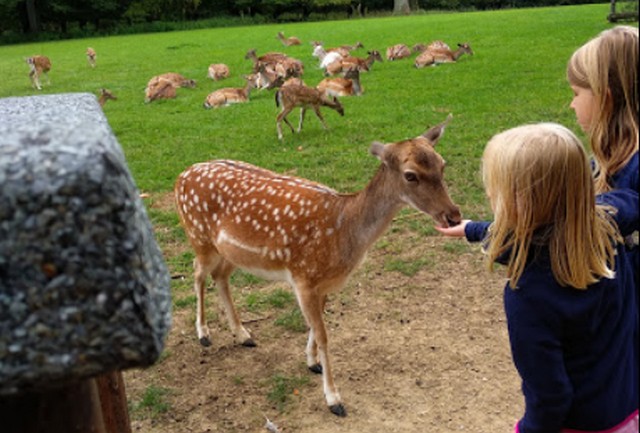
top-left (0, 0), bottom-right (604, 41)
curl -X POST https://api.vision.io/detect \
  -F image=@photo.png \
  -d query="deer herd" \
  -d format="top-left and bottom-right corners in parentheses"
top-left (24, 30), bottom-right (472, 417)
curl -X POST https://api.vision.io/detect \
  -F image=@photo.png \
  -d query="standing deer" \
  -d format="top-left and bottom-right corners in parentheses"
top-left (86, 47), bottom-right (97, 68)
top-left (275, 84), bottom-right (344, 140)
top-left (415, 42), bottom-right (474, 68)
top-left (203, 75), bottom-right (257, 109)
top-left (26, 55), bottom-right (51, 90)
top-left (277, 31), bottom-right (301, 46)
top-left (174, 114), bottom-right (461, 417)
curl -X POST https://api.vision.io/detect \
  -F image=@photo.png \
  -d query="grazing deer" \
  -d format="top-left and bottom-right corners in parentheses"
top-left (415, 42), bottom-right (474, 68)
top-left (208, 63), bottom-right (230, 81)
top-left (144, 79), bottom-right (177, 103)
top-left (86, 47), bottom-right (97, 68)
top-left (26, 55), bottom-right (51, 90)
top-left (316, 68), bottom-right (362, 98)
top-left (277, 31), bottom-right (301, 46)
top-left (203, 75), bottom-right (257, 109)
top-left (275, 84), bottom-right (344, 140)
top-left (325, 50), bottom-right (383, 76)
top-left (385, 44), bottom-right (412, 61)
top-left (174, 114), bottom-right (461, 417)
top-left (97, 88), bottom-right (117, 107)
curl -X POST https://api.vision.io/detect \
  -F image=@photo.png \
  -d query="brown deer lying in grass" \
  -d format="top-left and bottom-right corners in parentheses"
top-left (316, 67), bottom-right (362, 98)
top-left (26, 55), bottom-right (51, 90)
top-left (311, 40), bottom-right (364, 57)
top-left (98, 88), bottom-right (117, 107)
top-left (145, 72), bottom-right (197, 103)
top-left (277, 31), bottom-right (301, 46)
top-left (148, 72), bottom-right (197, 89)
top-left (208, 63), bottom-right (230, 81)
top-left (174, 114), bottom-right (461, 417)
top-left (415, 42), bottom-right (474, 68)
top-left (203, 75), bottom-right (257, 109)
top-left (325, 50), bottom-right (383, 75)
top-left (385, 44), bottom-right (412, 61)
top-left (275, 84), bottom-right (344, 140)
top-left (86, 47), bottom-right (97, 68)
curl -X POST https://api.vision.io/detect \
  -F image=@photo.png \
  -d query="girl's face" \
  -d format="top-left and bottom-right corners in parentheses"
top-left (569, 85), bottom-right (596, 133)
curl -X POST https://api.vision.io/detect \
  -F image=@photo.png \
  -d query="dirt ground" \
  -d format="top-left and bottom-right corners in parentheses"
top-left (124, 193), bottom-right (523, 433)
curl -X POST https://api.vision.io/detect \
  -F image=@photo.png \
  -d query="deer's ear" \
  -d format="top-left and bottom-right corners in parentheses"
top-left (370, 141), bottom-right (386, 161)
top-left (422, 113), bottom-right (453, 145)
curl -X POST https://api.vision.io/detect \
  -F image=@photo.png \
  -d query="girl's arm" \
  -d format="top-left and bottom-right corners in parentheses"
top-left (435, 220), bottom-right (491, 242)
top-left (596, 188), bottom-right (639, 236)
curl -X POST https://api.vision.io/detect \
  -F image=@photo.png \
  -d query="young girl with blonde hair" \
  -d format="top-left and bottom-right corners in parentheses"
top-left (475, 123), bottom-right (637, 432)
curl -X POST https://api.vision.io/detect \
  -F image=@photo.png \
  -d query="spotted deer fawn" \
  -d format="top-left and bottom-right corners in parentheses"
top-left (277, 31), bottom-right (301, 46)
top-left (275, 84), bottom-right (344, 140)
top-left (26, 55), bottom-right (51, 90)
top-left (174, 114), bottom-right (461, 417)
top-left (203, 75), bottom-right (257, 108)
top-left (86, 47), bottom-right (97, 68)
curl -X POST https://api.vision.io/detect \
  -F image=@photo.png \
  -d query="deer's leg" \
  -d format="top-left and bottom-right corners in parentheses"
top-left (297, 107), bottom-right (306, 132)
top-left (212, 259), bottom-right (254, 347)
top-left (305, 294), bottom-right (328, 374)
top-left (193, 252), bottom-right (219, 347)
top-left (277, 108), bottom-right (295, 140)
top-left (297, 289), bottom-right (345, 417)
top-left (312, 107), bottom-right (329, 130)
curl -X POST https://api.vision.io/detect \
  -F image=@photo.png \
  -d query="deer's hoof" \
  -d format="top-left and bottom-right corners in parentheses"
top-left (199, 336), bottom-right (212, 347)
top-left (329, 403), bottom-right (347, 417)
top-left (309, 363), bottom-right (322, 374)
top-left (241, 338), bottom-right (257, 347)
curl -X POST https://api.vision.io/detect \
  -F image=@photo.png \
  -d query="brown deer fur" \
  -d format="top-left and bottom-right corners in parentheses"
top-left (275, 84), bottom-right (344, 140)
top-left (173, 114), bottom-right (461, 416)
top-left (203, 75), bottom-right (257, 109)
top-left (26, 55), bottom-right (51, 90)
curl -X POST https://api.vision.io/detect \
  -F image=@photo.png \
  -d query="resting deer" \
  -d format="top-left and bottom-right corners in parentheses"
top-left (415, 42), bottom-right (474, 68)
top-left (312, 44), bottom-right (343, 71)
top-left (86, 47), bottom-right (97, 68)
top-left (174, 114), bottom-right (461, 417)
top-left (144, 79), bottom-right (177, 103)
top-left (97, 88), bottom-right (117, 107)
top-left (385, 44), bottom-right (412, 61)
top-left (26, 55), bottom-right (51, 90)
top-left (275, 84), bottom-right (344, 140)
top-left (325, 50), bottom-right (383, 76)
top-left (147, 72), bottom-right (197, 89)
top-left (311, 41), bottom-right (364, 57)
top-left (277, 31), bottom-right (301, 46)
top-left (208, 63), bottom-right (230, 81)
top-left (203, 75), bottom-right (257, 109)
top-left (316, 68), bottom-right (362, 98)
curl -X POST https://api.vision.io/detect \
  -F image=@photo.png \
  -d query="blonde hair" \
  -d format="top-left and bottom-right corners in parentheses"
top-left (567, 25), bottom-right (639, 193)
top-left (482, 123), bottom-right (621, 289)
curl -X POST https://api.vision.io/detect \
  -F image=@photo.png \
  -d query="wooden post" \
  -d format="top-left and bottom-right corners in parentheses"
top-left (96, 371), bottom-right (133, 433)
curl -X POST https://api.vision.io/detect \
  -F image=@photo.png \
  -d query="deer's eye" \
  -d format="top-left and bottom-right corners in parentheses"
top-left (404, 172), bottom-right (418, 183)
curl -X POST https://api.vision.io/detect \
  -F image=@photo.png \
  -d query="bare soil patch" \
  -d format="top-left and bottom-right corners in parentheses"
top-left (124, 193), bottom-right (523, 433)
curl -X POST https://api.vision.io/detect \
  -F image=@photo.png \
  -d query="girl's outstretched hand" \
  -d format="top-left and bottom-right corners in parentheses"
top-left (435, 220), bottom-right (471, 238)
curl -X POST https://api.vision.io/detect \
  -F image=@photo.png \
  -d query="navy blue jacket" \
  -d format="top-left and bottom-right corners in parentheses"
top-left (464, 190), bottom-right (638, 433)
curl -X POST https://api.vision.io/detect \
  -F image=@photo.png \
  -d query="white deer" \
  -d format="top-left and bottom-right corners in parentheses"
top-left (174, 114), bottom-right (461, 417)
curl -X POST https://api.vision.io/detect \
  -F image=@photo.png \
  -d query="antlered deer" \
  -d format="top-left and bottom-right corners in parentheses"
top-left (275, 84), bottom-right (344, 140)
top-left (277, 31), bottom-right (301, 46)
top-left (86, 47), bottom-right (97, 68)
top-left (415, 42), bottom-right (474, 68)
top-left (203, 75), bottom-right (257, 108)
top-left (174, 114), bottom-right (461, 416)
top-left (26, 55), bottom-right (51, 90)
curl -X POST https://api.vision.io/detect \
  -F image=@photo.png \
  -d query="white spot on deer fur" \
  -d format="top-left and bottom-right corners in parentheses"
top-left (326, 228), bottom-right (334, 236)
